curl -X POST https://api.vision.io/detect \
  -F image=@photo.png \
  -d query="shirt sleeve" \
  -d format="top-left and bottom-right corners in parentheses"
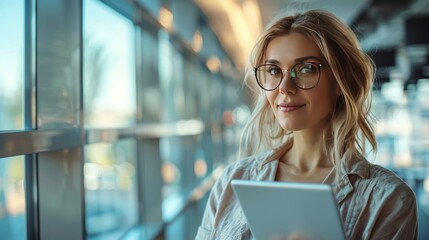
top-left (369, 188), bottom-right (418, 240)
top-left (195, 168), bottom-right (228, 240)
top-left (194, 161), bottom-right (252, 240)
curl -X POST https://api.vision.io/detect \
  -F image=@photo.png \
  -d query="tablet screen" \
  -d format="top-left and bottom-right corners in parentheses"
top-left (231, 180), bottom-right (346, 240)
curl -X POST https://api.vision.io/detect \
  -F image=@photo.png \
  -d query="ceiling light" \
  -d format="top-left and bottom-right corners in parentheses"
top-left (206, 56), bottom-right (221, 73)
top-left (192, 30), bottom-right (203, 53)
top-left (159, 7), bottom-right (173, 30)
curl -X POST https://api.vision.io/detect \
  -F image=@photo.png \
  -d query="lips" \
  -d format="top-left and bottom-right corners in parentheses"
top-left (277, 102), bottom-right (305, 112)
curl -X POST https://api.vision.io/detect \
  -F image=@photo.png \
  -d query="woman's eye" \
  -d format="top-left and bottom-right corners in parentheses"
top-left (268, 67), bottom-right (281, 76)
top-left (299, 64), bottom-right (316, 74)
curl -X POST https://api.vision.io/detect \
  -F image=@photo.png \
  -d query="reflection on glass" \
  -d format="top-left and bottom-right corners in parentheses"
top-left (84, 140), bottom-right (138, 239)
top-left (0, 156), bottom-right (26, 240)
top-left (194, 158), bottom-right (207, 178)
top-left (83, 0), bottom-right (136, 128)
top-left (0, 1), bottom-right (25, 130)
top-left (161, 162), bottom-right (180, 185)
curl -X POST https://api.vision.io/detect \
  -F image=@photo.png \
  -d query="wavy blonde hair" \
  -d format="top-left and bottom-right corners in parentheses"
top-left (240, 10), bottom-right (377, 171)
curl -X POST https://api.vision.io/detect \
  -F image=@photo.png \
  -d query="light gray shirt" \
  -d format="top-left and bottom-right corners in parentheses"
top-left (196, 144), bottom-right (418, 240)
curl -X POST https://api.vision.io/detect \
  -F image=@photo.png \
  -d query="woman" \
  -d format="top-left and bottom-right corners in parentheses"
top-left (196, 9), bottom-right (418, 240)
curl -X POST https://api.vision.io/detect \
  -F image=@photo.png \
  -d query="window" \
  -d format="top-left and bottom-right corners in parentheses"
top-left (85, 140), bottom-right (138, 239)
top-left (0, 156), bottom-right (26, 240)
top-left (0, 0), bottom-right (26, 131)
top-left (84, 0), bottom-right (136, 128)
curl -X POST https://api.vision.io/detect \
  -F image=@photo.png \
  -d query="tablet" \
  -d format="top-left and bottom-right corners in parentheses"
top-left (231, 180), bottom-right (346, 240)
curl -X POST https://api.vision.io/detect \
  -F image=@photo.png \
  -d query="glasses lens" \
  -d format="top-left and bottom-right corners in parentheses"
top-left (256, 65), bottom-right (282, 90)
top-left (292, 63), bottom-right (320, 89)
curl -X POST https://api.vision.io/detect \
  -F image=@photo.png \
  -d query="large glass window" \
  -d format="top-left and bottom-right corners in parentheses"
top-left (0, 0), bottom-right (26, 131)
top-left (83, 0), bottom-right (136, 128)
top-left (84, 140), bottom-right (138, 240)
top-left (0, 156), bottom-right (26, 240)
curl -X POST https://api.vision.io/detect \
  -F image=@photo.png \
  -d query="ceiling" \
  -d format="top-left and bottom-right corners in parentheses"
top-left (194, 0), bottom-right (429, 72)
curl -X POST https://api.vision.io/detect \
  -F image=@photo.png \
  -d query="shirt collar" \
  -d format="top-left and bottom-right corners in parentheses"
top-left (340, 152), bottom-right (370, 179)
top-left (334, 152), bottom-right (370, 203)
top-left (258, 141), bottom-right (371, 203)
top-left (260, 139), bottom-right (370, 179)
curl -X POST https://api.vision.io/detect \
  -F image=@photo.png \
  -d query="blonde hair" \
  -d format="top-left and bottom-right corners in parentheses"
top-left (240, 10), bottom-right (377, 172)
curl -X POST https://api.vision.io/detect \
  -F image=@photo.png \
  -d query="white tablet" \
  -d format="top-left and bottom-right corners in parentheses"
top-left (231, 179), bottom-right (346, 240)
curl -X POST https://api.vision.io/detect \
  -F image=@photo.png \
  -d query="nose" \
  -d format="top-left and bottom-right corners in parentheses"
top-left (278, 71), bottom-right (297, 94)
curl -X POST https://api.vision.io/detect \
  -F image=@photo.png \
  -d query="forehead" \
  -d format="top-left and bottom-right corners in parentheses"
top-left (265, 32), bottom-right (323, 63)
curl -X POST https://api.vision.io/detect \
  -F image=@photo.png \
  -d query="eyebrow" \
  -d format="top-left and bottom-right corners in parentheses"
top-left (265, 56), bottom-right (323, 65)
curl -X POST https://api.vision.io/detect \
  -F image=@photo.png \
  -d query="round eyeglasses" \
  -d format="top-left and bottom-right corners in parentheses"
top-left (254, 62), bottom-right (324, 91)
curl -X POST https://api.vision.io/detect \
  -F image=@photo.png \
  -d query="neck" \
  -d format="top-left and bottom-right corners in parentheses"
top-left (282, 132), bottom-right (332, 173)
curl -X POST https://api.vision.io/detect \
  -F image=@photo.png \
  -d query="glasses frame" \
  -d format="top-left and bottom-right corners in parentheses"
top-left (254, 62), bottom-right (325, 91)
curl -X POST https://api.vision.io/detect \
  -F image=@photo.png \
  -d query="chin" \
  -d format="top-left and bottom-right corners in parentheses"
top-left (279, 123), bottom-right (301, 132)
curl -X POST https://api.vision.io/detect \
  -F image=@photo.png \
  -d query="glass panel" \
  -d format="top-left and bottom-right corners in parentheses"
top-left (196, 69), bottom-right (214, 176)
top-left (159, 34), bottom-right (185, 122)
top-left (85, 140), bottom-right (138, 240)
top-left (160, 137), bottom-right (193, 198)
top-left (83, 0), bottom-right (136, 128)
top-left (0, 1), bottom-right (25, 130)
top-left (182, 59), bottom-right (198, 119)
top-left (139, 30), bottom-right (161, 123)
top-left (161, 135), bottom-right (200, 225)
top-left (0, 156), bottom-right (26, 240)
top-left (208, 75), bottom-right (224, 167)
top-left (159, 37), bottom-right (202, 222)
top-left (158, 40), bottom-right (181, 199)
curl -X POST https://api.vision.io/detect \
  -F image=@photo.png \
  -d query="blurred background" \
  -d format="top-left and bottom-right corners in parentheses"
top-left (0, 0), bottom-right (428, 239)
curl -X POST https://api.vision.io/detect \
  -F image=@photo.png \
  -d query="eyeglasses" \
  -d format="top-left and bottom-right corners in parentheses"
top-left (254, 62), bottom-right (324, 91)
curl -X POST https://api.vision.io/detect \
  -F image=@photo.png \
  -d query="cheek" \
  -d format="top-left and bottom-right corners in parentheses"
top-left (265, 92), bottom-right (276, 109)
